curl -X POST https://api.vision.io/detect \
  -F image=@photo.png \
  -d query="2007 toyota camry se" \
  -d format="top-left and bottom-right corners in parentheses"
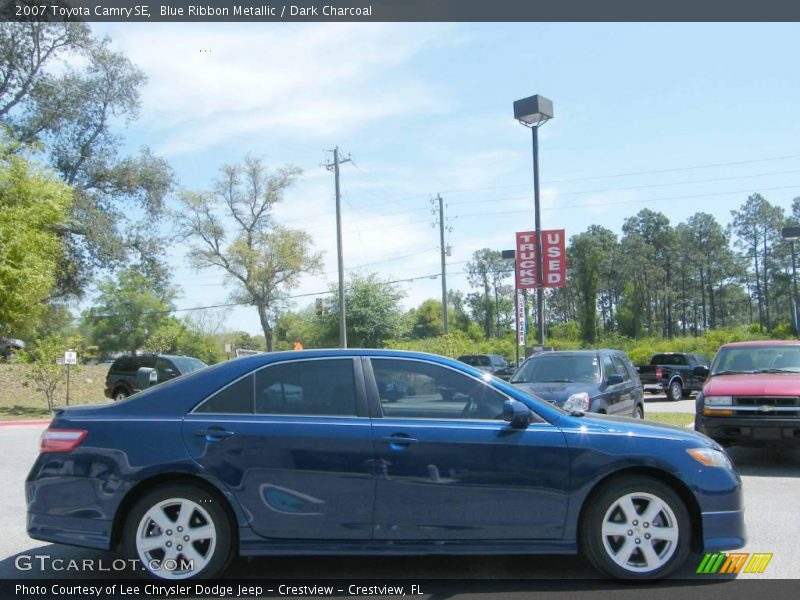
top-left (26, 350), bottom-right (745, 581)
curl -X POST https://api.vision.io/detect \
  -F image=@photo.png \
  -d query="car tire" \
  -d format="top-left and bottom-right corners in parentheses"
top-left (122, 484), bottom-right (234, 580)
top-left (114, 388), bottom-right (129, 402)
top-left (634, 405), bottom-right (644, 419)
top-left (581, 476), bottom-right (691, 580)
top-left (666, 380), bottom-right (683, 402)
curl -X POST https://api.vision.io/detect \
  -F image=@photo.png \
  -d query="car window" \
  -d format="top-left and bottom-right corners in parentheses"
top-left (372, 359), bottom-right (507, 420)
top-left (512, 354), bottom-right (600, 384)
top-left (112, 356), bottom-right (135, 372)
top-left (139, 355), bottom-right (156, 369)
top-left (601, 355), bottom-right (617, 379)
top-left (194, 375), bottom-right (254, 414)
top-left (171, 356), bottom-right (208, 374)
top-left (255, 359), bottom-right (357, 416)
top-left (459, 355), bottom-right (491, 367)
top-left (611, 356), bottom-right (630, 381)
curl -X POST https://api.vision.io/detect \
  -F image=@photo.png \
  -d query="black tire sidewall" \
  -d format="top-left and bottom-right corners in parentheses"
top-left (122, 483), bottom-right (234, 580)
top-left (667, 381), bottom-right (682, 402)
top-left (581, 476), bottom-right (691, 580)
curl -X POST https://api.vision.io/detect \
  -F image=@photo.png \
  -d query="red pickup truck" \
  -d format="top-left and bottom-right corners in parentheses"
top-left (694, 340), bottom-right (800, 447)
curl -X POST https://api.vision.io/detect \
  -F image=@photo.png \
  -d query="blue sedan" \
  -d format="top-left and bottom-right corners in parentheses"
top-left (26, 349), bottom-right (745, 581)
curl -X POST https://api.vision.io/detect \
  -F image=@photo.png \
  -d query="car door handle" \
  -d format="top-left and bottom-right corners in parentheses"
top-left (380, 435), bottom-right (418, 445)
top-left (195, 427), bottom-right (235, 441)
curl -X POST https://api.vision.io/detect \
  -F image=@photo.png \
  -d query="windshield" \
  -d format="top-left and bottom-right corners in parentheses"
top-left (711, 346), bottom-right (800, 375)
top-left (511, 354), bottom-right (601, 384)
top-left (171, 357), bottom-right (208, 374)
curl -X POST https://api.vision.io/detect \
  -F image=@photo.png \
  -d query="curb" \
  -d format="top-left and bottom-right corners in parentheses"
top-left (0, 419), bottom-right (50, 427)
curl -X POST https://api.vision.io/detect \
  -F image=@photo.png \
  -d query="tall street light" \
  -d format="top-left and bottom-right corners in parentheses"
top-left (781, 226), bottom-right (800, 336)
top-left (514, 94), bottom-right (553, 346)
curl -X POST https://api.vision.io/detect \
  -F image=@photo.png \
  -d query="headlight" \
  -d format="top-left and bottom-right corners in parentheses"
top-left (687, 448), bottom-right (733, 469)
top-left (704, 395), bottom-right (733, 406)
top-left (563, 392), bottom-right (590, 413)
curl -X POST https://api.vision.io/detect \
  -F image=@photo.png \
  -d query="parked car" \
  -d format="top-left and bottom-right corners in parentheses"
top-left (457, 354), bottom-right (514, 379)
top-left (694, 340), bottom-right (800, 447)
top-left (637, 353), bottom-right (711, 401)
top-left (0, 336), bottom-right (25, 361)
top-left (104, 354), bottom-right (208, 401)
top-left (28, 349), bottom-right (744, 581)
top-left (510, 349), bottom-right (645, 418)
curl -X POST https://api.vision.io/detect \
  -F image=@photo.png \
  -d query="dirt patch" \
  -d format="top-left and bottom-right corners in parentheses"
top-left (0, 364), bottom-right (110, 418)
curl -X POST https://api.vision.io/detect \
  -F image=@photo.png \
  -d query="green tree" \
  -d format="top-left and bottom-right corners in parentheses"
top-left (466, 248), bottom-right (512, 338)
top-left (20, 336), bottom-right (76, 411)
top-left (0, 148), bottom-right (72, 336)
top-left (145, 317), bottom-right (225, 364)
top-left (731, 194), bottom-right (785, 331)
top-left (0, 23), bottom-right (175, 298)
top-left (407, 299), bottom-right (447, 338)
top-left (175, 155), bottom-right (322, 351)
top-left (82, 268), bottom-right (175, 355)
top-left (315, 273), bottom-right (405, 347)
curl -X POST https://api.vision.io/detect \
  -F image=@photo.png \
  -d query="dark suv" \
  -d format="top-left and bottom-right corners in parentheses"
top-left (104, 354), bottom-right (207, 401)
top-left (457, 354), bottom-right (513, 378)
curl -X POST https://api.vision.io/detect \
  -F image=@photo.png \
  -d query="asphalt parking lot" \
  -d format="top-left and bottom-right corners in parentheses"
top-left (1, 399), bottom-right (798, 585)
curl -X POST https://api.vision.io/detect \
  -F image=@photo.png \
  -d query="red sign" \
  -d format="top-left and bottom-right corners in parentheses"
top-left (515, 229), bottom-right (567, 288)
top-left (515, 231), bottom-right (538, 289)
top-left (541, 229), bottom-right (566, 287)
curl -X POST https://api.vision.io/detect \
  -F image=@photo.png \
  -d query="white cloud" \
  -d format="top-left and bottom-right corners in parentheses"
top-left (99, 23), bottom-right (458, 155)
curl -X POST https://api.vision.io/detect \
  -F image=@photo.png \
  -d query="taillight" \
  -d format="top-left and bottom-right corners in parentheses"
top-left (655, 367), bottom-right (663, 381)
top-left (40, 429), bottom-right (87, 453)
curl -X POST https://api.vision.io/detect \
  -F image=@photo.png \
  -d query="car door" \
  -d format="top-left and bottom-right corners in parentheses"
top-left (365, 356), bottom-right (570, 541)
top-left (611, 354), bottom-right (636, 416)
top-left (182, 357), bottom-right (375, 540)
top-left (599, 354), bottom-right (623, 414)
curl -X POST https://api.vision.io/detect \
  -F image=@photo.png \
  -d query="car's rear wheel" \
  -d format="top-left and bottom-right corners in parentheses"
top-left (114, 388), bottom-right (129, 402)
top-left (123, 484), bottom-right (234, 580)
top-left (634, 405), bottom-right (644, 419)
top-left (666, 380), bottom-right (683, 402)
top-left (581, 476), bottom-right (690, 580)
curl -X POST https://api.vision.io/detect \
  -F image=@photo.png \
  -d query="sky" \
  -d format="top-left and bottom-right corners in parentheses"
top-left (87, 22), bottom-right (800, 335)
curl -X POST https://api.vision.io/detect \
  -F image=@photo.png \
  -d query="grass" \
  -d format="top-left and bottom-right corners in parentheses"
top-left (0, 364), bottom-right (110, 420)
top-left (643, 412), bottom-right (695, 428)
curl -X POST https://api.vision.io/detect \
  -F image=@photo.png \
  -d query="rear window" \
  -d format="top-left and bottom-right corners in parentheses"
top-left (111, 356), bottom-right (136, 372)
top-left (651, 354), bottom-right (686, 366)
top-left (171, 357), bottom-right (208, 374)
top-left (459, 355), bottom-right (491, 367)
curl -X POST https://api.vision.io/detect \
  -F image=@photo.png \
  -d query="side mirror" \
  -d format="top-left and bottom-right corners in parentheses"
top-left (693, 366), bottom-right (709, 378)
top-left (503, 399), bottom-right (532, 428)
top-left (136, 367), bottom-right (158, 390)
top-left (607, 374), bottom-right (624, 385)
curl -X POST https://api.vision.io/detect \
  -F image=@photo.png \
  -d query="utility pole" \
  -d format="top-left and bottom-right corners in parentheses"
top-left (431, 195), bottom-right (450, 334)
top-left (325, 147), bottom-right (351, 348)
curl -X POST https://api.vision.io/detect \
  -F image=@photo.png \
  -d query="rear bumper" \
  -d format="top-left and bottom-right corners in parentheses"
top-left (27, 513), bottom-right (112, 551)
top-left (701, 509), bottom-right (746, 552)
top-left (698, 416), bottom-right (800, 446)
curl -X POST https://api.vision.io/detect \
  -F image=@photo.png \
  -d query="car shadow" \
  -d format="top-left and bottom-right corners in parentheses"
top-left (1, 544), bottom-right (736, 589)
top-left (726, 446), bottom-right (800, 478)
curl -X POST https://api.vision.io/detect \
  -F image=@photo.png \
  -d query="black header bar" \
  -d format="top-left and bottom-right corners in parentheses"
top-left (3, 0), bottom-right (800, 22)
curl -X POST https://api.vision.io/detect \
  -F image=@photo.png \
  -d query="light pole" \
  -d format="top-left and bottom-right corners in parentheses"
top-left (781, 226), bottom-right (800, 336)
top-left (514, 94), bottom-right (553, 346)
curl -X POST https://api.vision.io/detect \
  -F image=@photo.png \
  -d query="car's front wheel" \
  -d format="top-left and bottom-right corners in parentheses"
top-left (122, 484), bottom-right (234, 580)
top-left (581, 476), bottom-right (690, 580)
